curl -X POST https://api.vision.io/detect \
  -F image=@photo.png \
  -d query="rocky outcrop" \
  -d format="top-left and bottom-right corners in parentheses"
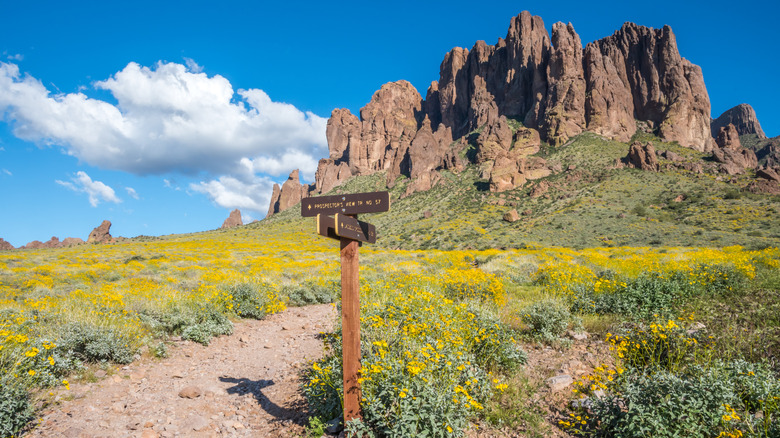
top-left (267, 170), bottom-right (309, 215)
top-left (757, 167), bottom-right (780, 184)
top-left (625, 142), bottom-right (659, 171)
top-left (221, 210), bottom-right (243, 229)
top-left (268, 11), bottom-right (716, 214)
top-left (584, 23), bottom-right (712, 151)
top-left (88, 220), bottom-right (112, 244)
top-left (711, 104), bottom-right (766, 139)
top-left (542, 22), bottom-right (586, 145)
top-left (715, 124), bottom-right (743, 150)
top-left (712, 124), bottom-right (758, 175)
top-left (0, 238), bottom-right (14, 251)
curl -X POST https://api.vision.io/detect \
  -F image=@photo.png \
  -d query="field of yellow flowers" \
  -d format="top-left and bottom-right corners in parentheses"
top-left (1, 219), bottom-right (779, 437)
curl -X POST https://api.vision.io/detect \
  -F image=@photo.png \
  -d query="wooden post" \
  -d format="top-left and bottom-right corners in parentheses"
top-left (340, 234), bottom-right (361, 422)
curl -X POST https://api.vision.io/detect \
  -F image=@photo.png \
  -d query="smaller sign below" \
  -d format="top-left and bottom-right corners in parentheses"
top-left (335, 214), bottom-right (376, 244)
top-left (302, 191), bottom-right (390, 217)
top-left (316, 214), bottom-right (339, 240)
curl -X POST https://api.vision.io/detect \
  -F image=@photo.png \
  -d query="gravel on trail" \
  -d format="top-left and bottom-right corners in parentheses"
top-left (26, 304), bottom-right (336, 438)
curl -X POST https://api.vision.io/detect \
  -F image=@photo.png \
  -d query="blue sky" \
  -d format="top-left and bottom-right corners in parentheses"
top-left (0, 0), bottom-right (777, 247)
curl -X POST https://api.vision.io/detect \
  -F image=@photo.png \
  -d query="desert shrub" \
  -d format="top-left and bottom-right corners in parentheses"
top-left (470, 311), bottom-right (527, 372)
top-left (723, 188), bottom-right (742, 199)
top-left (138, 304), bottom-right (233, 345)
top-left (180, 307), bottom-right (233, 345)
top-left (14, 338), bottom-right (81, 386)
top-left (570, 264), bottom-right (748, 319)
top-left (566, 362), bottom-right (780, 438)
top-left (304, 278), bottom-right (524, 437)
top-left (566, 369), bottom-right (736, 438)
top-left (605, 317), bottom-right (712, 374)
top-left (284, 280), bottom-right (337, 307)
top-left (57, 322), bottom-right (136, 364)
top-left (0, 377), bottom-right (33, 438)
top-left (223, 282), bottom-right (268, 319)
top-left (520, 298), bottom-right (578, 345)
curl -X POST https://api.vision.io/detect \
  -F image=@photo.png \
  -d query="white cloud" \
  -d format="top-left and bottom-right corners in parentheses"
top-left (2, 168), bottom-right (11, 176)
top-left (125, 186), bottom-right (139, 199)
top-left (183, 58), bottom-right (203, 73)
top-left (190, 175), bottom-right (274, 213)
top-left (6, 54), bottom-right (23, 61)
top-left (56, 171), bottom-right (121, 207)
top-left (0, 61), bottom-right (328, 213)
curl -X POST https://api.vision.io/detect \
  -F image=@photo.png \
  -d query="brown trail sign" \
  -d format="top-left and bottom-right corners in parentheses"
top-left (304, 191), bottom-right (388, 424)
top-left (301, 191), bottom-right (389, 217)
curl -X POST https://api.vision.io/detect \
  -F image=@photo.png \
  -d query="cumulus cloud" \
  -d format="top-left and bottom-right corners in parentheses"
top-left (190, 175), bottom-right (274, 213)
top-left (0, 61), bottom-right (328, 213)
top-left (56, 171), bottom-right (121, 207)
top-left (125, 187), bottom-right (139, 199)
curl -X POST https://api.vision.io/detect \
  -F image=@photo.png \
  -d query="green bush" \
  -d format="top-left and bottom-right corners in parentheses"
top-left (0, 378), bottom-right (33, 438)
top-left (573, 369), bottom-right (735, 438)
top-left (285, 281), bottom-right (337, 307)
top-left (470, 311), bottom-right (527, 372)
top-left (138, 304), bottom-right (233, 345)
top-left (180, 307), bottom-right (233, 345)
top-left (225, 282), bottom-right (268, 319)
top-left (520, 298), bottom-right (577, 344)
top-left (570, 265), bottom-right (748, 319)
top-left (57, 323), bottom-right (136, 364)
top-left (567, 360), bottom-right (780, 438)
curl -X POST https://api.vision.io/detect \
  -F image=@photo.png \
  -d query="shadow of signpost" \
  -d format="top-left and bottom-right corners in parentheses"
top-left (218, 376), bottom-right (308, 426)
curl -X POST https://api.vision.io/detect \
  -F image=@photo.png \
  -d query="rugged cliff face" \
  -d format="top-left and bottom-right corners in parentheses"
top-left (267, 11), bottom-right (717, 215)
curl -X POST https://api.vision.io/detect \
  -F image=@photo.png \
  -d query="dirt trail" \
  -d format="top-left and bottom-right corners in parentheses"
top-left (26, 304), bottom-right (336, 438)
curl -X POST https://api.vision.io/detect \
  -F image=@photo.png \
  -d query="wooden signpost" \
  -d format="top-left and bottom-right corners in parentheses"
top-left (302, 191), bottom-right (389, 423)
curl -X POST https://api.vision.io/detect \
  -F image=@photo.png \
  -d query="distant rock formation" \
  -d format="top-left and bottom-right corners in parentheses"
top-left (267, 170), bottom-right (309, 216)
top-left (0, 238), bottom-right (14, 251)
top-left (88, 220), bottom-right (113, 244)
top-left (712, 124), bottom-right (758, 175)
top-left (221, 209), bottom-right (243, 229)
top-left (711, 104), bottom-right (766, 139)
top-left (268, 11), bottom-right (715, 215)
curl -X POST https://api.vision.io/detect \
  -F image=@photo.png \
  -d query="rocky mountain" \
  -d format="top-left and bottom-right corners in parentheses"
top-left (711, 103), bottom-right (766, 139)
top-left (221, 209), bottom-right (243, 229)
top-left (267, 11), bottom-right (721, 215)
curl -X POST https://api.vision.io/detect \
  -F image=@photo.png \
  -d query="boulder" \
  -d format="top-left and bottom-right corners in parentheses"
top-left (756, 167), bottom-right (780, 183)
top-left (221, 210), bottom-right (243, 229)
top-left (503, 209), bottom-right (520, 222)
top-left (87, 220), bottom-right (112, 244)
top-left (625, 141), bottom-right (659, 171)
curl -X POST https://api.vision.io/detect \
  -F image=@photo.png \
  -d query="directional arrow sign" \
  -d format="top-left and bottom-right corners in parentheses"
top-left (335, 214), bottom-right (376, 244)
top-left (301, 191), bottom-right (389, 217)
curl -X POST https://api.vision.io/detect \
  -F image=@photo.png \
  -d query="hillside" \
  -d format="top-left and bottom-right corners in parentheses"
top-left (263, 130), bottom-right (780, 250)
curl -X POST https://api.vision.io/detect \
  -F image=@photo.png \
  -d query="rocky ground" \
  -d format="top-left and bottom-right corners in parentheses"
top-left (26, 304), bottom-right (337, 438)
